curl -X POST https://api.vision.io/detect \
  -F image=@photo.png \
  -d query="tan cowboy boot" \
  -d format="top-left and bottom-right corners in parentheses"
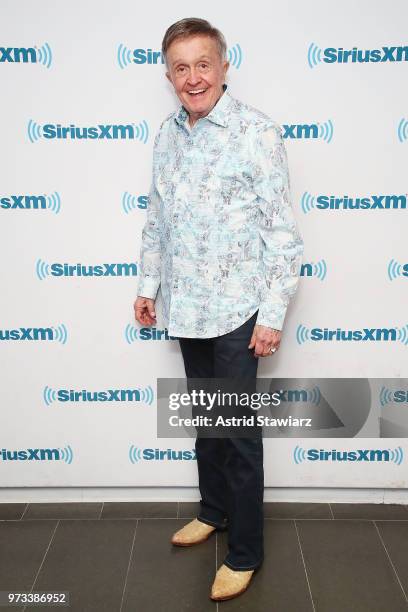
top-left (171, 518), bottom-right (216, 546)
top-left (210, 564), bottom-right (254, 601)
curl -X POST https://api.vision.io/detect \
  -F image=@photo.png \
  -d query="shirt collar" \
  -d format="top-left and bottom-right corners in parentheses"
top-left (175, 84), bottom-right (232, 128)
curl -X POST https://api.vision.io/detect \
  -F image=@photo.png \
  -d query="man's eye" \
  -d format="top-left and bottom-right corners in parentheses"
top-left (176, 66), bottom-right (186, 74)
top-left (199, 63), bottom-right (209, 69)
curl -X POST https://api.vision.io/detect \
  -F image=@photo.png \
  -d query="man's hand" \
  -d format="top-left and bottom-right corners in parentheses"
top-left (248, 324), bottom-right (281, 358)
top-left (134, 296), bottom-right (157, 326)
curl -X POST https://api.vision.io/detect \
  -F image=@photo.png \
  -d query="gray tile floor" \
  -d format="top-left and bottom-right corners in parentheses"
top-left (0, 502), bottom-right (408, 611)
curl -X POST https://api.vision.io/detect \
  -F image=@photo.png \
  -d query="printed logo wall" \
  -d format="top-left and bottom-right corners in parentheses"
top-left (1, 0), bottom-right (407, 489)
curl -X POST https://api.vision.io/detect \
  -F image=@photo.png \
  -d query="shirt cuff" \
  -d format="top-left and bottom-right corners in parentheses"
top-left (256, 301), bottom-right (288, 331)
top-left (137, 277), bottom-right (160, 300)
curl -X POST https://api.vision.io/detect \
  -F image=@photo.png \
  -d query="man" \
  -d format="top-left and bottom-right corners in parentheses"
top-left (134, 18), bottom-right (303, 601)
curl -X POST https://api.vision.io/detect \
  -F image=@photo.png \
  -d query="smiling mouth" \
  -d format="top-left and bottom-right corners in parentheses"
top-left (187, 88), bottom-right (208, 98)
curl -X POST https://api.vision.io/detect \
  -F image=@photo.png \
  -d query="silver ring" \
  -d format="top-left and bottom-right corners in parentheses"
top-left (269, 347), bottom-right (277, 353)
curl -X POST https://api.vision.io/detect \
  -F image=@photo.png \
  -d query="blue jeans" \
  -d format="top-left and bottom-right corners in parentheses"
top-left (178, 310), bottom-right (264, 571)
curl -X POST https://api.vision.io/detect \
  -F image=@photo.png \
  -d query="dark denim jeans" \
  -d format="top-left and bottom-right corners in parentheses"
top-left (177, 310), bottom-right (264, 571)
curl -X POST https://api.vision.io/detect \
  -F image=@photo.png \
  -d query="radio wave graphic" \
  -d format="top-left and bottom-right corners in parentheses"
top-left (397, 118), bottom-right (408, 143)
top-left (35, 42), bottom-right (52, 68)
top-left (294, 445), bottom-right (307, 464)
top-left (51, 324), bottom-right (68, 345)
top-left (313, 259), bottom-right (327, 281)
top-left (307, 386), bottom-right (321, 405)
top-left (125, 324), bottom-right (139, 344)
top-left (387, 259), bottom-right (403, 280)
top-left (301, 191), bottom-right (316, 214)
top-left (36, 258), bottom-right (50, 280)
top-left (46, 191), bottom-right (61, 214)
top-left (43, 385), bottom-right (57, 406)
top-left (138, 385), bottom-right (154, 405)
top-left (27, 120), bottom-right (42, 143)
top-left (379, 386), bottom-right (393, 407)
top-left (397, 325), bottom-right (408, 346)
top-left (129, 445), bottom-right (143, 463)
top-left (117, 43), bottom-right (133, 69)
top-left (132, 121), bottom-right (149, 144)
top-left (122, 191), bottom-right (138, 214)
top-left (389, 446), bottom-right (404, 465)
top-left (58, 445), bottom-right (73, 464)
top-left (227, 44), bottom-right (243, 69)
top-left (296, 324), bottom-right (310, 345)
top-left (307, 43), bottom-right (322, 68)
top-left (318, 120), bottom-right (334, 143)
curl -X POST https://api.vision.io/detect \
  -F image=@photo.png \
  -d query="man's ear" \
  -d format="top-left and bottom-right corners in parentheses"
top-left (223, 61), bottom-right (230, 80)
top-left (165, 71), bottom-right (171, 83)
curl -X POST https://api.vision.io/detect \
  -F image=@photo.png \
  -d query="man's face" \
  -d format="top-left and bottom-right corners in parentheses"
top-left (165, 35), bottom-right (229, 124)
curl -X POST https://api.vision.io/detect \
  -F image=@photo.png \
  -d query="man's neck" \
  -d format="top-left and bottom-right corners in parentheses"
top-left (186, 87), bottom-right (225, 129)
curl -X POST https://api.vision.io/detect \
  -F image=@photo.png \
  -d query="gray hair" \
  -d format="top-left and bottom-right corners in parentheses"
top-left (161, 18), bottom-right (227, 66)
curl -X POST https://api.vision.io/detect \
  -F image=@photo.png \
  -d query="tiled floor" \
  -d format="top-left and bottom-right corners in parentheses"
top-left (0, 502), bottom-right (408, 611)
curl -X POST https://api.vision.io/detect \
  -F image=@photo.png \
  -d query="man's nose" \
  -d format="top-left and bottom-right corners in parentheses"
top-left (186, 67), bottom-right (201, 85)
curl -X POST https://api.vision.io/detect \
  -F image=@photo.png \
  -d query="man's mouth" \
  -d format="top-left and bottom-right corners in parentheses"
top-left (187, 88), bottom-right (207, 98)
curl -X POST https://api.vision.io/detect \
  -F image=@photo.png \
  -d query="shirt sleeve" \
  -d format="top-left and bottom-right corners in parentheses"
top-left (136, 176), bottom-right (162, 300)
top-left (253, 123), bottom-right (304, 331)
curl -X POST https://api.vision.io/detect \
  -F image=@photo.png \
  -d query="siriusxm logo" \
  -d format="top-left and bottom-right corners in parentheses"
top-left (36, 259), bottom-right (137, 280)
top-left (283, 120), bottom-right (333, 142)
top-left (129, 445), bottom-right (196, 463)
top-left (308, 43), bottom-right (408, 68)
top-left (380, 387), bottom-right (408, 406)
top-left (27, 120), bottom-right (149, 144)
top-left (0, 445), bottom-right (73, 463)
top-left (388, 259), bottom-right (408, 280)
top-left (279, 387), bottom-right (321, 404)
top-left (0, 192), bottom-right (61, 214)
top-left (125, 325), bottom-right (176, 343)
top-left (301, 192), bottom-right (407, 213)
top-left (296, 324), bottom-right (408, 345)
top-left (294, 445), bottom-right (403, 464)
top-left (300, 260), bottom-right (327, 280)
top-left (43, 385), bottom-right (154, 405)
top-left (0, 43), bottom-right (52, 67)
top-left (122, 192), bottom-right (148, 213)
top-left (398, 118), bottom-right (408, 142)
top-left (117, 43), bottom-right (243, 69)
top-left (0, 324), bottom-right (67, 344)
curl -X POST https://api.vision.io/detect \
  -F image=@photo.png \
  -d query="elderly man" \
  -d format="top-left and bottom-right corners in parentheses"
top-left (134, 18), bottom-right (303, 601)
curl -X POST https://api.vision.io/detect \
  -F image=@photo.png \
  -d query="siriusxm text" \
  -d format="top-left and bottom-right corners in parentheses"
top-left (323, 46), bottom-right (408, 64)
top-left (307, 449), bottom-right (398, 461)
top-left (43, 263), bottom-right (137, 277)
top-left (309, 328), bottom-right (398, 341)
top-left (39, 124), bottom-right (142, 139)
top-left (316, 195), bottom-right (406, 210)
top-left (56, 389), bottom-right (145, 402)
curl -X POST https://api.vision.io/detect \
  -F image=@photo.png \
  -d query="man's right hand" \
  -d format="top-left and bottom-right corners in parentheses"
top-left (134, 296), bottom-right (157, 326)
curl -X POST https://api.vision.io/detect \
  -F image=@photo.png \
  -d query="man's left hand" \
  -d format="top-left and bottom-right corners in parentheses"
top-left (248, 324), bottom-right (281, 358)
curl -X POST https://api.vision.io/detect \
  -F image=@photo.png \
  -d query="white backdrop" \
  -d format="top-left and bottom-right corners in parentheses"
top-left (1, 0), bottom-right (407, 491)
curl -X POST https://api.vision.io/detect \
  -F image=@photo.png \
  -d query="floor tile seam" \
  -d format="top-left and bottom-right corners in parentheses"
top-left (119, 519), bottom-right (139, 612)
top-left (22, 519), bottom-right (60, 612)
top-left (98, 502), bottom-right (104, 519)
top-left (373, 520), bottom-right (408, 604)
top-left (20, 503), bottom-right (29, 520)
top-left (294, 519), bottom-right (316, 612)
top-left (328, 503), bottom-right (335, 519)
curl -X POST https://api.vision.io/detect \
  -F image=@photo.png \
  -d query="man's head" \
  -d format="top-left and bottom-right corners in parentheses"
top-left (162, 18), bottom-right (229, 126)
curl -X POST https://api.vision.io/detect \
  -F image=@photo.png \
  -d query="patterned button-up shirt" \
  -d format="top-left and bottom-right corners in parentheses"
top-left (137, 85), bottom-right (304, 338)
